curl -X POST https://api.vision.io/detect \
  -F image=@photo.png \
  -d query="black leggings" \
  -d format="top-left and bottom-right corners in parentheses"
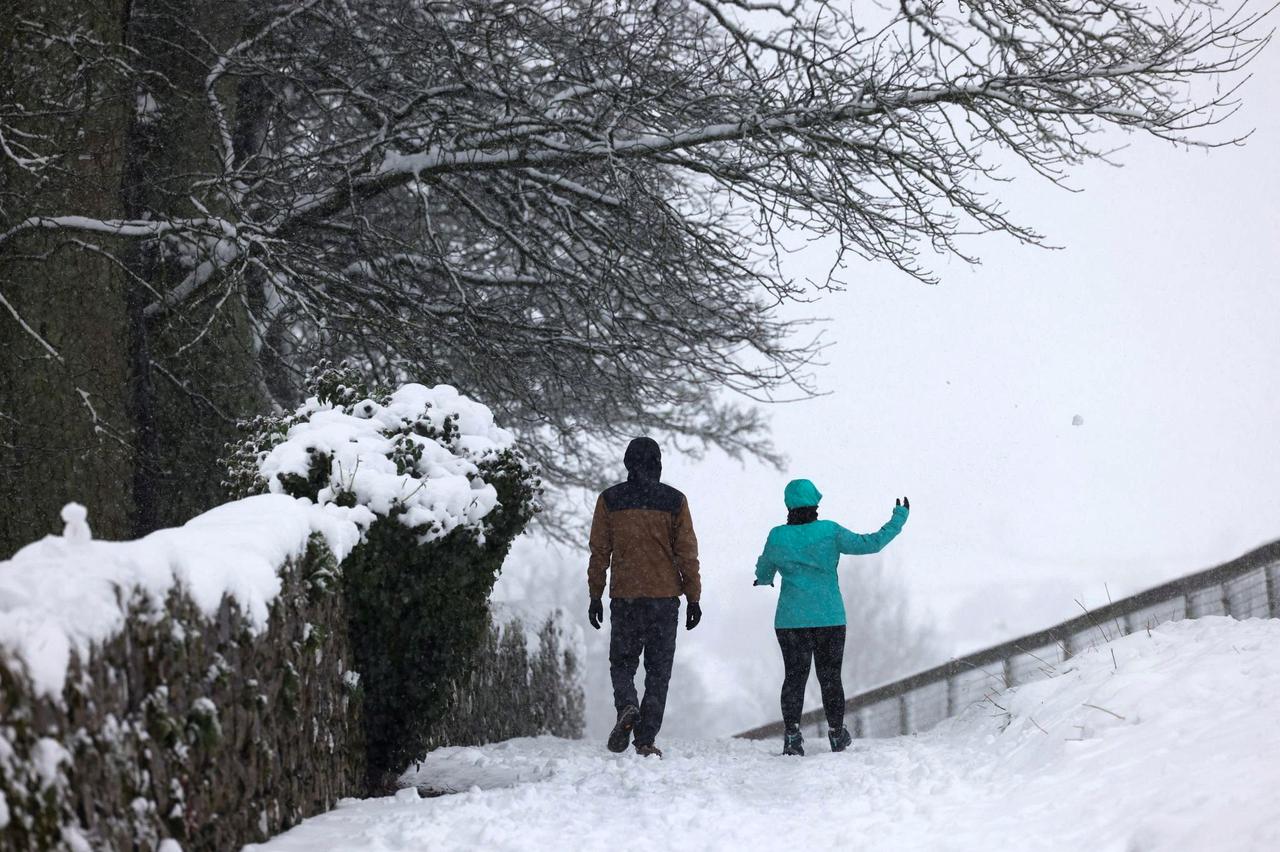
top-left (776, 625), bottom-right (847, 729)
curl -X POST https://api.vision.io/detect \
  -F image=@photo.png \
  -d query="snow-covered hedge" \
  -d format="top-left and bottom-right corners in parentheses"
top-left (417, 612), bottom-right (585, 766)
top-left (0, 498), bottom-right (366, 850)
top-left (224, 361), bottom-right (532, 544)
top-left (0, 364), bottom-right (569, 848)
top-left (225, 363), bottom-right (543, 788)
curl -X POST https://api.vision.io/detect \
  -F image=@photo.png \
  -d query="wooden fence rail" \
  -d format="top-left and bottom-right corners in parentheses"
top-left (735, 539), bottom-right (1280, 741)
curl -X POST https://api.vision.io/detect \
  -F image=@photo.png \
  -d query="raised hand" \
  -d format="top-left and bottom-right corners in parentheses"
top-left (896, 496), bottom-right (911, 510)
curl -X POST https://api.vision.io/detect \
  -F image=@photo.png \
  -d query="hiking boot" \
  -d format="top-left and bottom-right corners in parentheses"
top-left (829, 725), bottom-right (852, 753)
top-left (782, 724), bottom-right (804, 756)
top-left (607, 705), bottom-right (641, 753)
top-left (634, 743), bottom-right (663, 758)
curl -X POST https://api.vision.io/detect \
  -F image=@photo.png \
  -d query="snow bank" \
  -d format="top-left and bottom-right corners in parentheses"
top-left (252, 616), bottom-right (1280, 852)
top-left (257, 383), bottom-right (515, 543)
top-left (400, 737), bottom-right (573, 793)
top-left (0, 494), bottom-right (361, 697)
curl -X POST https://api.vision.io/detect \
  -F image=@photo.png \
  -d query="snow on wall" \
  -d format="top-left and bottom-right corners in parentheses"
top-left (0, 494), bottom-right (361, 698)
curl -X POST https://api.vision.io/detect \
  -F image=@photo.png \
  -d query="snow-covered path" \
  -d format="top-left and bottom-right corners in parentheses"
top-left (251, 618), bottom-right (1280, 852)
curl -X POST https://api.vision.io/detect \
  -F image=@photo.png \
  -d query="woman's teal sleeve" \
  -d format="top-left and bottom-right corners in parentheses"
top-left (754, 534), bottom-right (778, 585)
top-left (835, 505), bottom-right (909, 555)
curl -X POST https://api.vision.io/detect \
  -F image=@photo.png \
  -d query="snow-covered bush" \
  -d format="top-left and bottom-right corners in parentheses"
top-left (224, 360), bottom-right (537, 543)
top-left (225, 363), bottom-right (543, 788)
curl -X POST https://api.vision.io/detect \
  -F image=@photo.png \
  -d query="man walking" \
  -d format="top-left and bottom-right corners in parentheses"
top-left (587, 437), bottom-right (701, 758)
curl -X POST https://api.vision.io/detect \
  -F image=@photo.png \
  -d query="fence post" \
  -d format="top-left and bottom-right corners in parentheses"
top-left (1266, 564), bottom-right (1279, 618)
top-left (945, 675), bottom-right (957, 717)
top-left (853, 708), bottom-right (864, 739)
top-left (1220, 582), bottom-right (1232, 618)
top-left (1002, 656), bottom-right (1015, 689)
top-left (898, 694), bottom-right (910, 736)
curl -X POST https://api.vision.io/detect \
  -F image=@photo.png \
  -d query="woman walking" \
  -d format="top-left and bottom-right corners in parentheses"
top-left (754, 479), bottom-right (910, 756)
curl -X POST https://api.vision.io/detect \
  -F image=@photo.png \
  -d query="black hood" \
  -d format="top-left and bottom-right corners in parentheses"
top-left (623, 437), bottom-right (662, 482)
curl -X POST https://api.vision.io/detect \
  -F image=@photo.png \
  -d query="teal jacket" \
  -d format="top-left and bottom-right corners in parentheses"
top-left (755, 506), bottom-right (909, 629)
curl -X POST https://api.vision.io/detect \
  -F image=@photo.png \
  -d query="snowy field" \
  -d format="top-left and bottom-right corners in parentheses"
top-left (252, 616), bottom-right (1280, 852)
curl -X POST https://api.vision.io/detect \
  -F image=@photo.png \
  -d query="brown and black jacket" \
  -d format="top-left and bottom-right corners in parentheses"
top-left (587, 438), bottom-right (701, 603)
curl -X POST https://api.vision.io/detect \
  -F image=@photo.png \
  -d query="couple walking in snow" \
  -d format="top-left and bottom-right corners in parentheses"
top-left (586, 437), bottom-right (910, 757)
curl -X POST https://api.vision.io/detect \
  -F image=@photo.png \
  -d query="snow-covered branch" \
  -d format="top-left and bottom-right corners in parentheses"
top-left (0, 215), bottom-right (237, 248)
top-left (3, 0), bottom-right (1269, 518)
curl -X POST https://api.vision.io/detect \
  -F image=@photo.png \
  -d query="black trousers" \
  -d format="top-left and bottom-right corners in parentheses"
top-left (776, 625), bottom-right (847, 729)
top-left (609, 597), bottom-right (679, 747)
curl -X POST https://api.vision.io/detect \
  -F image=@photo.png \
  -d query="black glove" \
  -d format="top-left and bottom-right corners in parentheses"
top-left (685, 601), bottom-right (702, 631)
top-left (588, 598), bottom-right (604, 630)
top-left (753, 579), bottom-right (774, 587)
top-left (896, 496), bottom-right (910, 510)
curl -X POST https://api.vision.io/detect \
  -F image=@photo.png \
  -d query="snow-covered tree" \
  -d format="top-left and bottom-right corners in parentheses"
top-left (1, 0), bottom-right (1269, 552)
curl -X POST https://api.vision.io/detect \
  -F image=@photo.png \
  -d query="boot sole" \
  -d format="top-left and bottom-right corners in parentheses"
top-left (607, 709), bottom-right (640, 753)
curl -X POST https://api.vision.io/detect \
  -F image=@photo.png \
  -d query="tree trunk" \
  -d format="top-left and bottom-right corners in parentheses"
top-left (121, 0), bottom-right (268, 534)
top-left (0, 2), bottom-right (135, 557)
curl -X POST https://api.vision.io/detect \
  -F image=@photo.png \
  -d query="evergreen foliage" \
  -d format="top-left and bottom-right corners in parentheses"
top-left (421, 616), bottom-right (586, 757)
top-left (224, 363), bottom-right (542, 788)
